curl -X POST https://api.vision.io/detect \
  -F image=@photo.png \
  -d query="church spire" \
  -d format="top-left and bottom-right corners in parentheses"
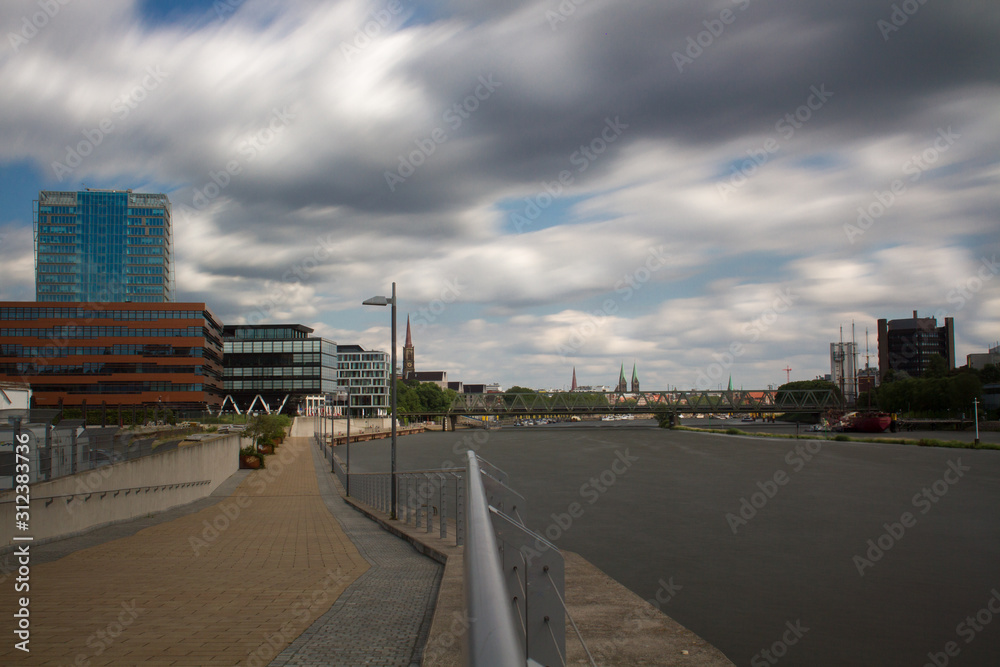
top-left (571, 366), bottom-right (577, 391)
top-left (631, 362), bottom-right (639, 393)
top-left (402, 315), bottom-right (415, 381)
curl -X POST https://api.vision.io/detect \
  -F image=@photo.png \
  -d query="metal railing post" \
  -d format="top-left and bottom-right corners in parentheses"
top-left (464, 451), bottom-right (524, 667)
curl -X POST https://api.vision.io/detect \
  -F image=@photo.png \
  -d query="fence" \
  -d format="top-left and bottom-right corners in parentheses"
top-left (0, 408), bottom-right (198, 488)
top-left (315, 433), bottom-right (594, 666)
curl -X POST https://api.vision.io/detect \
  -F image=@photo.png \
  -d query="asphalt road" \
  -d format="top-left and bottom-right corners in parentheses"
top-left (342, 421), bottom-right (1000, 667)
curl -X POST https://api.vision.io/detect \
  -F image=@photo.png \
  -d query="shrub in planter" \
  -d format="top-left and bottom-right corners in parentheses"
top-left (239, 446), bottom-right (265, 469)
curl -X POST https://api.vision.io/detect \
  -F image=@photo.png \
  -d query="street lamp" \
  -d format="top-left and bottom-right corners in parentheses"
top-left (363, 282), bottom-right (397, 519)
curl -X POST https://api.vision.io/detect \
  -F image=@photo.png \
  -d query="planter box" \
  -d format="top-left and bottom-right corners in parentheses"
top-left (240, 455), bottom-right (262, 469)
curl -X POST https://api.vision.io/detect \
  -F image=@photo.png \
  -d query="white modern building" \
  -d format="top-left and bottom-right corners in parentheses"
top-left (337, 345), bottom-right (390, 417)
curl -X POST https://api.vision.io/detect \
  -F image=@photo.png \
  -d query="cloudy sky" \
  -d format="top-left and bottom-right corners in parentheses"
top-left (1, 0), bottom-right (998, 391)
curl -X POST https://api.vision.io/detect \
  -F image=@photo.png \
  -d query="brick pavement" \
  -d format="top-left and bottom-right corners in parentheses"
top-left (268, 440), bottom-right (442, 667)
top-left (0, 435), bottom-right (369, 666)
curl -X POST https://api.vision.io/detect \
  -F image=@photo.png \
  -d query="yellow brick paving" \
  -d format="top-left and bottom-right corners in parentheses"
top-left (1, 437), bottom-right (369, 666)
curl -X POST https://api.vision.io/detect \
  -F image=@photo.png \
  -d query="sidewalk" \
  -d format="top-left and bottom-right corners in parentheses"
top-left (0, 433), bottom-right (428, 666)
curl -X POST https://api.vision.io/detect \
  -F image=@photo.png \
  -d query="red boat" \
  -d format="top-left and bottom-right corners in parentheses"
top-left (840, 411), bottom-right (892, 433)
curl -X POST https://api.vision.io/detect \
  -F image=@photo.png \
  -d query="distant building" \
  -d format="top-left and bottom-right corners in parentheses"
top-left (830, 342), bottom-right (859, 404)
top-left (447, 381), bottom-right (464, 393)
top-left (0, 301), bottom-right (223, 411)
top-left (631, 363), bottom-right (640, 393)
top-left (337, 344), bottom-right (390, 417)
top-left (616, 364), bottom-right (628, 393)
top-left (878, 311), bottom-right (955, 380)
top-left (463, 383), bottom-right (503, 394)
top-left (34, 189), bottom-right (174, 303)
top-left (412, 371), bottom-right (448, 388)
top-left (571, 367), bottom-right (577, 391)
top-left (222, 324), bottom-right (337, 415)
top-left (967, 343), bottom-right (1000, 370)
top-left (857, 367), bottom-right (879, 400)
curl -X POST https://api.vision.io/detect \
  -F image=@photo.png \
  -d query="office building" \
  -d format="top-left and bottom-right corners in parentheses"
top-left (337, 344), bottom-right (390, 417)
top-left (34, 189), bottom-right (174, 303)
top-left (877, 311), bottom-right (955, 380)
top-left (0, 301), bottom-right (223, 411)
top-left (222, 325), bottom-right (338, 415)
top-left (967, 343), bottom-right (1000, 370)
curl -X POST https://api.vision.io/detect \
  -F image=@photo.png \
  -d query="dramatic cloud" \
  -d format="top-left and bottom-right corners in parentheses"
top-left (1, 0), bottom-right (998, 389)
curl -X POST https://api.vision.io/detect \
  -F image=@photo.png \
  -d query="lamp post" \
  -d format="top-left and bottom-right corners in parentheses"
top-left (363, 282), bottom-right (397, 519)
top-left (973, 398), bottom-right (980, 446)
top-left (344, 384), bottom-right (352, 495)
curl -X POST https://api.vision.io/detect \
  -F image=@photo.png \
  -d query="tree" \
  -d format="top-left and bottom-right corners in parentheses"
top-left (925, 354), bottom-right (948, 379)
top-left (980, 364), bottom-right (1000, 384)
top-left (503, 386), bottom-right (538, 407)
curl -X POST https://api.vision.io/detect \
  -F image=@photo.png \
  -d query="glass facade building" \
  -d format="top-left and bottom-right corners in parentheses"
top-left (337, 344), bottom-right (390, 417)
top-left (0, 302), bottom-right (224, 411)
top-left (222, 325), bottom-right (338, 414)
top-left (33, 189), bottom-right (175, 303)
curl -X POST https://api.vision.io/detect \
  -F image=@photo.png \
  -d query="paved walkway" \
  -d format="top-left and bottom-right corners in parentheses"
top-left (0, 430), bottom-right (442, 666)
top-left (269, 441), bottom-right (441, 667)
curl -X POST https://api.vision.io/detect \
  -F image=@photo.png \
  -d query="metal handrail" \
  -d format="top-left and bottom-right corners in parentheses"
top-left (465, 450), bottom-right (524, 667)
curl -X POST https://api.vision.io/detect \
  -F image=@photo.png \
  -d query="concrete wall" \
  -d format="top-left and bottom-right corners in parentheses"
top-left (0, 433), bottom-right (242, 549)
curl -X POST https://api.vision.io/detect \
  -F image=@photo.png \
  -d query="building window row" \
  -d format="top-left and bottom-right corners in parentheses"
top-left (0, 344), bottom-right (211, 358)
top-left (33, 381), bottom-right (209, 394)
top-left (0, 307), bottom-right (206, 321)
top-left (228, 379), bottom-right (322, 391)
top-left (1, 326), bottom-right (207, 339)
top-left (3, 362), bottom-right (208, 376)
top-left (224, 340), bottom-right (323, 354)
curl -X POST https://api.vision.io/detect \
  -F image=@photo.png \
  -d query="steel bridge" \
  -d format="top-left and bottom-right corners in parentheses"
top-left (401, 389), bottom-right (842, 420)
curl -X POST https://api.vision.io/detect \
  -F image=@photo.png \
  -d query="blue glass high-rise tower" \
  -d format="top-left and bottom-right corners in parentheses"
top-left (33, 189), bottom-right (175, 303)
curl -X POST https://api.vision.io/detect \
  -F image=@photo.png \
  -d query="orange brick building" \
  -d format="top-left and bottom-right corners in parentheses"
top-left (0, 301), bottom-right (224, 412)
